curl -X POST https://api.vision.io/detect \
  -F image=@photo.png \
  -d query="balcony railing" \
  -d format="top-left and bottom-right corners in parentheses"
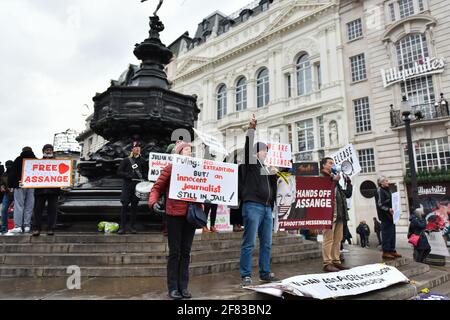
top-left (390, 100), bottom-right (450, 127)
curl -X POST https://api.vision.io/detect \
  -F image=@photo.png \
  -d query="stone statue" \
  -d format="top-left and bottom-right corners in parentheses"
top-left (329, 121), bottom-right (339, 146)
top-left (141, 0), bottom-right (164, 17)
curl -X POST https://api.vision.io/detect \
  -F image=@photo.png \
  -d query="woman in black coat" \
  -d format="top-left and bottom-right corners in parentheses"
top-left (408, 208), bottom-right (431, 263)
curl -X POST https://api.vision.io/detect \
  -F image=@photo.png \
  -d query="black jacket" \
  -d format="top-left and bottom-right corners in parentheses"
top-left (374, 219), bottom-right (381, 233)
top-left (375, 186), bottom-right (393, 223)
top-left (8, 150), bottom-right (36, 188)
top-left (408, 215), bottom-right (430, 250)
top-left (118, 156), bottom-right (149, 203)
top-left (238, 129), bottom-right (277, 207)
top-left (357, 223), bottom-right (370, 236)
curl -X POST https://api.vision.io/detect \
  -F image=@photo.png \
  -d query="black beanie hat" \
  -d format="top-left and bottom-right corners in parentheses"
top-left (42, 144), bottom-right (54, 152)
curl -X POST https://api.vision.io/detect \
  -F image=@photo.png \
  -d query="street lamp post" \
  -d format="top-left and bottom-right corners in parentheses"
top-left (400, 96), bottom-right (419, 211)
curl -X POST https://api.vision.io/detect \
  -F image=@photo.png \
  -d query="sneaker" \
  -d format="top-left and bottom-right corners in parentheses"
top-left (340, 249), bottom-right (349, 253)
top-left (260, 273), bottom-right (280, 283)
top-left (241, 276), bottom-right (252, 287)
top-left (24, 227), bottom-right (30, 233)
top-left (8, 227), bottom-right (23, 234)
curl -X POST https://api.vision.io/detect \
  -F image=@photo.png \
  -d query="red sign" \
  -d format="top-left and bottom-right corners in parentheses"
top-left (278, 176), bottom-right (335, 230)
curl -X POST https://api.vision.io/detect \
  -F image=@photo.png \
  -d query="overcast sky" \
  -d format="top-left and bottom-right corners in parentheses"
top-left (0, 0), bottom-right (246, 164)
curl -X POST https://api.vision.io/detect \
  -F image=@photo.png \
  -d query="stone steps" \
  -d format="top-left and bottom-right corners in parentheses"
top-left (0, 249), bottom-right (322, 278)
top-left (0, 242), bottom-right (319, 266)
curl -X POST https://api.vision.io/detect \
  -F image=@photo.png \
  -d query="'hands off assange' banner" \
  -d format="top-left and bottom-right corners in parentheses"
top-left (22, 159), bottom-right (73, 188)
top-left (169, 155), bottom-right (238, 206)
top-left (278, 176), bottom-right (335, 230)
top-left (246, 264), bottom-right (409, 300)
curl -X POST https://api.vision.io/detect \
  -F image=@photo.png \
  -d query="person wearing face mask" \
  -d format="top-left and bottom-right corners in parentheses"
top-left (320, 157), bottom-right (353, 272)
top-left (32, 144), bottom-right (60, 236)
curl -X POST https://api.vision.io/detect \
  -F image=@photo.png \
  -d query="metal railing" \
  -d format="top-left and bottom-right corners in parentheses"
top-left (390, 101), bottom-right (450, 127)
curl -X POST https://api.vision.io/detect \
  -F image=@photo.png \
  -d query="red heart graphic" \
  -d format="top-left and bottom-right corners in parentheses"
top-left (58, 163), bottom-right (70, 175)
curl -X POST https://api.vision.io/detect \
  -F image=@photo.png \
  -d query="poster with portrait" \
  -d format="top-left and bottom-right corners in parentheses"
top-left (277, 176), bottom-right (335, 230)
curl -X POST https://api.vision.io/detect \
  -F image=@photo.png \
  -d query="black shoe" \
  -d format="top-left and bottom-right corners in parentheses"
top-left (180, 289), bottom-right (192, 299)
top-left (130, 227), bottom-right (137, 234)
top-left (46, 230), bottom-right (54, 236)
top-left (168, 290), bottom-right (182, 300)
top-left (32, 230), bottom-right (40, 237)
top-left (117, 229), bottom-right (126, 235)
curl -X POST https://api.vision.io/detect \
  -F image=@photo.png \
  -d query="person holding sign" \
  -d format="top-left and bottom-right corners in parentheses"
top-left (149, 142), bottom-right (198, 300)
top-left (117, 141), bottom-right (149, 234)
top-left (239, 115), bottom-right (279, 287)
top-left (320, 157), bottom-right (353, 272)
top-left (32, 144), bottom-right (62, 236)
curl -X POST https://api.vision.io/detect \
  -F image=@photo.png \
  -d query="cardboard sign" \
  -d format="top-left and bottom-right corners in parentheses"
top-left (427, 232), bottom-right (450, 257)
top-left (193, 128), bottom-right (229, 156)
top-left (292, 162), bottom-right (319, 176)
top-left (22, 159), bottom-right (72, 188)
top-left (168, 155), bottom-right (238, 206)
top-left (246, 264), bottom-right (409, 300)
top-left (264, 142), bottom-right (292, 168)
top-left (213, 205), bottom-right (233, 232)
top-left (330, 144), bottom-right (361, 177)
top-left (278, 176), bottom-right (335, 230)
top-left (148, 153), bottom-right (173, 181)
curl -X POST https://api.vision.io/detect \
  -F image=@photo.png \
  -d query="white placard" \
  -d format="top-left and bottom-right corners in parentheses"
top-left (427, 232), bottom-right (450, 257)
top-left (330, 144), bottom-right (362, 177)
top-left (193, 128), bottom-right (229, 156)
top-left (392, 192), bottom-right (401, 225)
top-left (264, 142), bottom-right (292, 168)
top-left (246, 264), bottom-right (409, 300)
top-left (168, 155), bottom-right (238, 206)
top-left (148, 153), bottom-right (173, 181)
top-left (22, 159), bottom-right (73, 188)
top-left (213, 205), bottom-right (233, 232)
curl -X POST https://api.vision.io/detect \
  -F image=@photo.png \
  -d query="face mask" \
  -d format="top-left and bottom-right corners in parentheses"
top-left (43, 153), bottom-right (53, 158)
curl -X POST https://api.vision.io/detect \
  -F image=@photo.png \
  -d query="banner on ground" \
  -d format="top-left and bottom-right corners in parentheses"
top-left (330, 144), bottom-right (361, 177)
top-left (278, 176), bottom-right (335, 230)
top-left (21, 159), bottom-right (72, 188)
top-left (169, 155), bottom-right (238, 206)
top-left (193, 128), bottom-right (229, 156)
top-left (426, 232), bottom-right (450, 257)
top-left (246, 264), bottom-right (409, 300)
top-left (264, 142), bottom-right (292, 168)
top-left (148, 153), bottom-right (173, 181)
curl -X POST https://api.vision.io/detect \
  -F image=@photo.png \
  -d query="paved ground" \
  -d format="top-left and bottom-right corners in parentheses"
top-left (1, 244), bottom-right (447, 300)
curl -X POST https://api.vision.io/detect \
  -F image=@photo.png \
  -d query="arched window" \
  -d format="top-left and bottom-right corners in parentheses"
top-left (236, 77), bottom-right (247, 111)
top-left (296, 54), bottom-right (312, 96)
top-left (396, 34), bottom-right (434, 106)
top-left (217, 84), bottom-right (227, 120)
top-left (256, 68), bottom-right (269, 108)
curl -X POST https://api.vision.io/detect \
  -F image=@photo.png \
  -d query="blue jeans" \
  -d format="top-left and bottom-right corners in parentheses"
top-left (381, 221), bottom-right (396, 253)
top-left (240, 201), bottom-right (273, 278)
top-left (1, 194), bottom-right (11, 232)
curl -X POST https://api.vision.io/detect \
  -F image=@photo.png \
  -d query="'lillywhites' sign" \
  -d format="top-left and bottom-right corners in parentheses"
top-left (381, 57), bottom-right (445, 88)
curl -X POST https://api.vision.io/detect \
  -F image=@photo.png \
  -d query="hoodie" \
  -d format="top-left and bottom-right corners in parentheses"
top-left (8, 150), bottom-right (36, 188)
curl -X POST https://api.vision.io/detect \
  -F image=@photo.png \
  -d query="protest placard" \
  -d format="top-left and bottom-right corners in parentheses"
top-left (193, 128), bottom-right (229, 156)
top-left (148, 153), bottom-right (173, 181)
top-left (213, 205), bottom-right (233, 232)
top-left (330, 144), bottom-right (362, 177)
top-left (246, 264), bottom-right (409, 300)
top-left (168, 155), bottom-right (238, 206)
top-left (427, 232), bottom-right (450, 257)
top-left (278, 176), bottom-right (335, 230)
top-left (264, 142), bottom-right (292, 168)
top-left (22, 159), bottom-right (72, 188)
top-left (392, 192), bottom-right (401, 225)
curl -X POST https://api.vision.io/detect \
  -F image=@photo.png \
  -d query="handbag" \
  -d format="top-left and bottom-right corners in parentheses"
top-left (408, 233), bottom-right (420, 247)
top-left (186, 204), bottom-right (207, 229)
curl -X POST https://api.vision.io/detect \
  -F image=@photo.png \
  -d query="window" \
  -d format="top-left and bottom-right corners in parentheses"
top-left (389, 3), bottom-right (396, 22)
top-left (288, 124), bottom-right (293, 147)
top-left (297, 119), bottom-right (314, 153)
top-left (399, 0), bottom-right (414, 18)
top-left (242, 12), bottom-right (249, 22)
top-left (350, 54), bottom-right (367, 82)
top-left (358, 149), bottom-right (376, 173)
top-left (217, 84), bottom-right (227, 120)
top-left (317, 116), bottom-right (325, 148)
top-left (316, 63), bottom-right (322, 90)
top-left (296, 54), bottom-right (312, 96)
top-left (396, 34), bottom-right (435, 106)
top-left (257, 68), bottom-right (270, 108)
top-left (261, 2), bottom-right (269, 11)
top-left (202, 20), bottom-right (210, 31)
top-left (347, 18), bottom-right (363, 41)
top-left (235, 77), bottom-right (247, 111)
top-left (404, 138), bottom-right (450, 172)
top-left (286, 74), bottom-right (292, 98)
top-left (418, 0), bottom-right (425, 11)
top-left (223, 23), bottom-right (230, 33)
top-left (354, 97), bottom-right (372, 133)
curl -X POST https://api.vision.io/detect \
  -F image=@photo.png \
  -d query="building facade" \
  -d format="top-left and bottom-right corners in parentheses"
top-left (339, 0), bottom-right (450, 246)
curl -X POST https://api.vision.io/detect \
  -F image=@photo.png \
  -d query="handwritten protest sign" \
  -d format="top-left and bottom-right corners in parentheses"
top-left (392, 192), bottom-right (401, 225)
top-left (330, 144), bottom-right (361, 177)
top-left (213, 205), bottom-right (233, 232)
top-left (148, 153), bottom-right (173, 181)
top-left (427, 232), bottom-right (450, 257)
top-left (246, 264), bottom-right (409, 300)
top-left (264, 142), bottom-right (292, 168)
top-left (278, 176), bottom-right (335, 230)
top-left (169, 155), bottom-right (238, 206)
top-left (22, 159), bottom-right (72, 188)
top-left (193, 128), bottom-right (229, 156)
